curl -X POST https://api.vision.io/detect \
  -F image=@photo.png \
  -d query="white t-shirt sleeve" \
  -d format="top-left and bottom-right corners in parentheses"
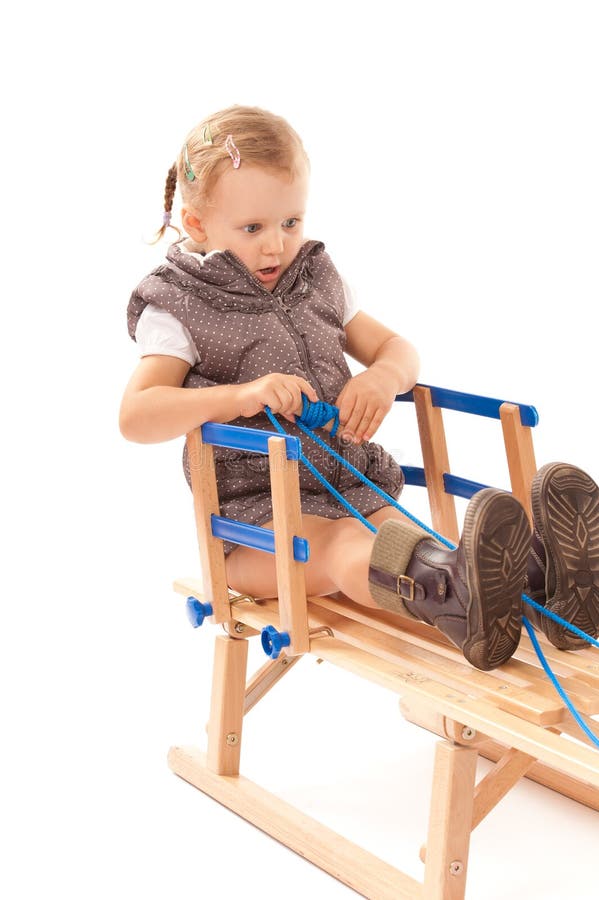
top-left (135, 304), bottom-right (200, 366)
top-left (340, 275), bottom-right (360, 325)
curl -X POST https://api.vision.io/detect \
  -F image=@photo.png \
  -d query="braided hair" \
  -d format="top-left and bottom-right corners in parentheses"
top-left (150, 162), bottom-right (181, 244)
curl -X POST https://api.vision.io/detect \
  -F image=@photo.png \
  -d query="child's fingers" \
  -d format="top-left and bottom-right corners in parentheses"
top-left (362, 408), bottom-right (386, 440)
top-left (355, 405), bottom-right (379, 441)
top-left (299, 378), bottom-right (319, 402)
top-left (341, 399), bottom-right (366, 440)
top-left (289, 382), bottom-right (304, 415)
top-left (270, 384), bottom-right (294, 414)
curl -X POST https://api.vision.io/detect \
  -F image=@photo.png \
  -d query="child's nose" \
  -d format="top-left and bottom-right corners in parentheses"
top-left (261, 230), bottom-right (285, 255)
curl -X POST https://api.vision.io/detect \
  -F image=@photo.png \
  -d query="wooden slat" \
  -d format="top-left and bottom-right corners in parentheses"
top-left (268, 436), bottom-right (310, 655)
top-left (499, 402), bottom-right (537, 524)
top-left (516, 636), bottom-right (599, 684)
top-left (186, 429), bottom-right (231, 624)
top-left (168, 747), bottom-right (424, 900)
top-left (310, 596), bottom-right (599, 715)
top-left (413, 385), bottom-right (460, 543)
top-left (303, 602), bottom-right (567, 725)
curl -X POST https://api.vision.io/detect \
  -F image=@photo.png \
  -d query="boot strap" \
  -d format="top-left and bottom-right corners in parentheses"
top-left (368, 566), bottom-right (424, 603)
top-left (369, 565), bottom-right (449, 606)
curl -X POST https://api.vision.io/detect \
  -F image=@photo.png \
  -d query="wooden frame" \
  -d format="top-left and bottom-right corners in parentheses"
top-left (169, 385), bottom-right (599, 900)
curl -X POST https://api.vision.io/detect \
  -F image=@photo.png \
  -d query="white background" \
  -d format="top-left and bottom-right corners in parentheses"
top-left (3, 2), bottom-right (599, 898)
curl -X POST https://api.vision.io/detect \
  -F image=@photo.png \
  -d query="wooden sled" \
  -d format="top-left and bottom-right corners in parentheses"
top-left (169, 384), bottom-right (599, 900)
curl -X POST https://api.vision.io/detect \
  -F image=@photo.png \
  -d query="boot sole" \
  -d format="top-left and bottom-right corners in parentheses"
top-left (461, 489), bottom-right (530, 670)
top-left (531, 462), bottom-right (599, 649)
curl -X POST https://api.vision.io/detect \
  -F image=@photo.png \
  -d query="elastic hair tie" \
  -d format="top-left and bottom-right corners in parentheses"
top-left (183, 144), bottom-right (196, 182)
top-left (225, 134), bottom-right (241, 169)
top-left (163, 211), bottom-right (172, 226)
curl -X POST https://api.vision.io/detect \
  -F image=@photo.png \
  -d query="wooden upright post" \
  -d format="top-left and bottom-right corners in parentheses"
top-left (268, 436), bottom-right (310, 655)
top-left (423, 742), bottom-right (478, 900)
top-left (499, 403), bottom-right (537, 525)
top-left (413, 386), bottom-right (460, 543)
top-left (206, 635), bottom-right (249, 776)
top-left (186, 427), bottom-right (231, 625)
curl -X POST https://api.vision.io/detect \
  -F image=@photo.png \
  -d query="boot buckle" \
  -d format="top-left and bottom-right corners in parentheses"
top-left (397, 575), bottom-right (416, 602)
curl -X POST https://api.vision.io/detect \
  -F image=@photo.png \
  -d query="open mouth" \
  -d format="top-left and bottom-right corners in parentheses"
top-left (256, 265), bottom-right (281, 282)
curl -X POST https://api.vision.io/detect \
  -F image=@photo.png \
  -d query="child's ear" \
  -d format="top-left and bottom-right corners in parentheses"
top-left (181, 207), bottom-right (207, 242)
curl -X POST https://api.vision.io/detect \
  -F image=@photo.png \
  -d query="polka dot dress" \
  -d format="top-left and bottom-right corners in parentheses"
top-left (127, 239), bottom-right (404, 555)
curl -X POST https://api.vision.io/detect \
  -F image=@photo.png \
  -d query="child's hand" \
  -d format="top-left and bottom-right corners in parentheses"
top-left (237, 374), bottom-right (319, 422)
top-left (335, 368), bottom-right (397, 443)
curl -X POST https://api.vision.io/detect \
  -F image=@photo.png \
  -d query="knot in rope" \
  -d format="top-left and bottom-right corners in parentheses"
top-left (296, 395), bottom-right (340, 436)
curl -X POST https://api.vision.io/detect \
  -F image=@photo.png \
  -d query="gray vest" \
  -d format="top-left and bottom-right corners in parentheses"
top-left (127, 239), bottom-right (403, 505)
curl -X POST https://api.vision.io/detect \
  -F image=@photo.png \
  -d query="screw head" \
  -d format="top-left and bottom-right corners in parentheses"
top-left (226, 733), bottom-right (239, 746)
top-left (233, 622), bottom-right (245, 633)
top-left (461, 727), bottom-right (476, 741)
top-left (449, 861), bottom-right (464, 876)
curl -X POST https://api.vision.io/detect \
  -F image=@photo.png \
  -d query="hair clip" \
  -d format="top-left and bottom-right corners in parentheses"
top-left (183, 143), bottom-right (196, 182)
top-left (225, 134), bottom-right (241, 169)
top-left (201, 124), bottom-right (213, 145)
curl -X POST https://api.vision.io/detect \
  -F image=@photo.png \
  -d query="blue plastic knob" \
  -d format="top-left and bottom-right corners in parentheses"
top-left (186, 596), bottom-right (213, 628)
top-left (261, 625), bottom-right (291, 659)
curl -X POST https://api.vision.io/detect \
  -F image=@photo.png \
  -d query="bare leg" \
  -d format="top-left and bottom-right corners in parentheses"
top-left (225, 506), bottom-right (413, 606)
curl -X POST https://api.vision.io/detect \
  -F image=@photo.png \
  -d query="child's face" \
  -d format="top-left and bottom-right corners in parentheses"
top-left (183, 163), bottom-right (309, 291)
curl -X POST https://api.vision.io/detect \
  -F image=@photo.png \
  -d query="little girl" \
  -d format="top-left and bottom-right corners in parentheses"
top-left (121, 105), bottom-right (599, 672)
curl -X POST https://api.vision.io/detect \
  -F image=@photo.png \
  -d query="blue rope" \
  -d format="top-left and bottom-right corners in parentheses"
top-left (296, 395), bottom-right (341, 436)
top-left (523, 594), bottom-right (599, 649)
top-left (264, 395), bottom-right (599, 749)
top-left (522, 617), bottom-right (599, 749)
top-left (277, 399), bottom-right (455, 548)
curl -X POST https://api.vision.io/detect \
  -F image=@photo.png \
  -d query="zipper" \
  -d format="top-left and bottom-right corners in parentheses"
top-left (270, 294), bottom-right (325, 400)
top-left (223, 244), bottom-right (341, 491)
top-left (270, 295), bottom-right (342, 491)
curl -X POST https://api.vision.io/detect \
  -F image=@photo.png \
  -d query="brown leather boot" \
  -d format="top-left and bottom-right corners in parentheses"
top-left (525, 462), bottom-right (599, 650)
top-left (368, 489), bottom-right (531, 671)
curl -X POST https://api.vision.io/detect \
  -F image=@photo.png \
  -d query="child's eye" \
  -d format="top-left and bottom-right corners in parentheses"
top-left (284, 218), bottom-right (298, 228)
top-left (243, 224), bottom-right (261, 234)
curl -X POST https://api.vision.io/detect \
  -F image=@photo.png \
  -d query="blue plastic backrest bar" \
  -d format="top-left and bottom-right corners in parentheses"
top-left (395, 384), bottom-right (539, 427)
top-left (402, 465), bottom-right (427, 488)
top-left (402, 465), bottom-right (490, 499)
top-left (211, 514), bottom-right (309, 562)
top-left (201, 422), bottom-right (301, 459)
top-left (443, 473), bottom-right (490, 499)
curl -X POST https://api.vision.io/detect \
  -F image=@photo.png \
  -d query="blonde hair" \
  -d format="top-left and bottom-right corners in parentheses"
top-left (152, 105), bottom-right (310, 243)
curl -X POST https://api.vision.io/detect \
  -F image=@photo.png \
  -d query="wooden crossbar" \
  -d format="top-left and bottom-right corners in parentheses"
top-left (169, 384), bottom-right (598, 899)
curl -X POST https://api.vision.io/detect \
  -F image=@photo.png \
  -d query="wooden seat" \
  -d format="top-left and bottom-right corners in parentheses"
top-left (168, 384), bottom-right (599, 900)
